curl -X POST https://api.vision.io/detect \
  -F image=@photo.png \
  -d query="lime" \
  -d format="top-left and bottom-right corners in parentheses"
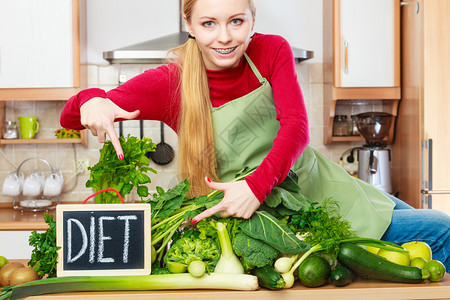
top-left (410, 257), bottom-right (427, 269)
top-left (0, 256), bottom-right (9, 268)
top-left (298, 256), bottom-right (331, 287)
top-left (423, 260), bottom-right (446, 282)
top-left (167, 261), bottom-right (188, 273)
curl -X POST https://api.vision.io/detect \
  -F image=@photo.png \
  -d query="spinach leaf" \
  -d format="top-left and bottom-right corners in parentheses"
top-left (240, 211), bottom-right (310, 254)
top-left (277, 170), bottom-right (300, 193)
top-left (147, 179), bottom-right (190, 219)
top-left (264, 186), bottom-right (310, 212)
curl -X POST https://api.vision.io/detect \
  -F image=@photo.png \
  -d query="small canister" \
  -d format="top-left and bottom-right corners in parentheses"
top-left (2, 121), bottom-right (19, 139)
top-left (333, 115), bottom-right (349, 136)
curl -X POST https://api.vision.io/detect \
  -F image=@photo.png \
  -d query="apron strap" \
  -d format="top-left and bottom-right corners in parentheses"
top-left (244, 53), bottom-right (265, 84)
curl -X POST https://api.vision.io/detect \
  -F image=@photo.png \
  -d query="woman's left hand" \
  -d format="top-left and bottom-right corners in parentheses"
top-left (192, 177), bottom-right (261, 223)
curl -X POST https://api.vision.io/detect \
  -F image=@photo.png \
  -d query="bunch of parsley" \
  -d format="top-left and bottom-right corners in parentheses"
top-left (287, 198), bottom-right (355, 255)
top-left (28, 213), bottom-right (60, 278)
top-left (86, 134), bottom-right (156, 203)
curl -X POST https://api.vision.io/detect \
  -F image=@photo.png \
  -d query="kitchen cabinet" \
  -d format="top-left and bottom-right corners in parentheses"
top-left (323, 0), bottom-right (401, 144)
top-left (0, 0), bottom-right (85, 89)
top-left (0, 0), bottom-right (87, 146)
top-left (392, 0), bottom-right (450, 212)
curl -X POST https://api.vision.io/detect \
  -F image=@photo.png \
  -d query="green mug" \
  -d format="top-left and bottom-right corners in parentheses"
top-left (18, 116), bottom-right (40, 139)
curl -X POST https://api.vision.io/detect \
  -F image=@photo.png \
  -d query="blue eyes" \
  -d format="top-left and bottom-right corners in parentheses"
top-left (231, 19), bottom-right (243, 25)
top-left (202, 19), bottom-right (243, 28)
top-left (203, 21), bottom-right (214, 27)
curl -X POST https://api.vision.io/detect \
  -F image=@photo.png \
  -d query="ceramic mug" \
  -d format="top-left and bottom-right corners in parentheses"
top-left (43, 171), bottom-right (64, 196)
top-left (23, 172), bottom-right (43, 196)
top-left (18, 116), bottom-right (40, 139)
top-left (2, 172), bottom-right (24, 196)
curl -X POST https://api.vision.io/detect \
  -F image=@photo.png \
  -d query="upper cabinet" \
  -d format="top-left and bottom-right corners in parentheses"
top-left (0, 0), bottom-right (86, 100)
top-left (336, 0), bottom-right (399, 87)
top-left (0, 0), bottom-right (87, 146)
top-left (323, 0), bottom-right (401, 144)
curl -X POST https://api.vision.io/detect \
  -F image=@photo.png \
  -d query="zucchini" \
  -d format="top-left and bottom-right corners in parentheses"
top-left (330, 265), bottom-right (354, 287)
top-left (252, 265), bottom-right (285, 290)
top-left (338, 243), bottom-right (426, 283)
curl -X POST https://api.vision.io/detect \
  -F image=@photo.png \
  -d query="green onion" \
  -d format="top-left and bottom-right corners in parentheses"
top-left (1, 273), bottom-right (259, 300)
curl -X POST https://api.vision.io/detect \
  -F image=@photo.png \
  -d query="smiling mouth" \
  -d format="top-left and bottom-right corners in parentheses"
top-left (214, 46), bottom-right (237, 54)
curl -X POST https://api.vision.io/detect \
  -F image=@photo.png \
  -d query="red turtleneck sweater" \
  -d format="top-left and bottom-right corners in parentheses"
top-left (60, 33), bottom-right (310, 202)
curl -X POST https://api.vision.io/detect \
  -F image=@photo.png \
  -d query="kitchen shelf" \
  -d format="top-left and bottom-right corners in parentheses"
top-left (324, 97), bottom-right (400, 145)
top-left (0, 130), bottom-right (87, 147)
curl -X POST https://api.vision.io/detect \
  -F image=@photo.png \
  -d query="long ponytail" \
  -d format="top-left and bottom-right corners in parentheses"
top-left (169, 0), bottom-right (256, 196)
top-left (170, 39), bottom-right (218, 197)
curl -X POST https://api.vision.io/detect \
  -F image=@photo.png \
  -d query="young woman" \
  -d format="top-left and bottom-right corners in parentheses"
top-left (61, 0), bottom-right (449, 270)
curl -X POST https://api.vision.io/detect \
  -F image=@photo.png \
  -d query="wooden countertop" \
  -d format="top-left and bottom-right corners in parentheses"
top-left (4, 260), bottom-right (450, 300)
top-left (0, 206), bottom-right (51, 230)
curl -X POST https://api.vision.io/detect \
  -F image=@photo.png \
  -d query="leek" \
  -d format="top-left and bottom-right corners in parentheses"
top-left (0, 273), bottom-right (259, 300)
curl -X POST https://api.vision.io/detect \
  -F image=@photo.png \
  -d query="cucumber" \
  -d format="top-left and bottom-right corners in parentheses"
top-left (252, 265), bottom-right (285, 290)
top-left (338, 243), bottom-right (425, 283)
top-left (330, 265), bottom-right (354, 287)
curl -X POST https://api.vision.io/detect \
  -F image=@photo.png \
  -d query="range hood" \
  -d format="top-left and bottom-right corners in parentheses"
top-left (103, 1), bottom-right (313, 64)
top-left (103, 31), bottom-right (313, 64)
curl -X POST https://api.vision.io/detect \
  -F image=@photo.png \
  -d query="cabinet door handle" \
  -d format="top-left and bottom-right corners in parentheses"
top-left (344, 41), bottom-right (349, 74)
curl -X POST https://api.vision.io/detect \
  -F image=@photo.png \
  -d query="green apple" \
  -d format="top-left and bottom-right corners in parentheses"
top-left (410, 257), bottom-right (427, 269)
top-left (401, 241), bottom-right (432, 261)
top-left (377, 248), bottom-right (411, 266)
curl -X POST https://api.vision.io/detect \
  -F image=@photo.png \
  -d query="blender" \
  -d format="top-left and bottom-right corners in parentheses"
top-left (352, 112), bottom-right (394, 193)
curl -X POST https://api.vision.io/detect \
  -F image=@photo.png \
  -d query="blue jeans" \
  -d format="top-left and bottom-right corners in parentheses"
top-left (381, 194), bottom-right (450, 273)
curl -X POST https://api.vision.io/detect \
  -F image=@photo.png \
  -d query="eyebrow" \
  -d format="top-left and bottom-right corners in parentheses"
top-left (198, 13), bottom-right (247, 20)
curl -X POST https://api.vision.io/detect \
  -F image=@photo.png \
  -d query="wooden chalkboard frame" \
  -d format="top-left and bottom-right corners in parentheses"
top-left (56, 203), bottom-right (151, 277)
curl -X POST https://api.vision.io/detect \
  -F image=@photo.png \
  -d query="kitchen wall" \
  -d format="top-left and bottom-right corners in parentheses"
top-left (0, 0), bottom-right (357, 204)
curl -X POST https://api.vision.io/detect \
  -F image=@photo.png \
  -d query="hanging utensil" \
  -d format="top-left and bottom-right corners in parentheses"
top-left (147, 121), bottom-right (175, 165)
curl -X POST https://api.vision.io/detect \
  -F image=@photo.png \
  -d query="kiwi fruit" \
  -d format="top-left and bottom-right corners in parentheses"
top-left (9, 267), bottom-right (40, 286)
top-left (0, 262), bottom-right (25, 286)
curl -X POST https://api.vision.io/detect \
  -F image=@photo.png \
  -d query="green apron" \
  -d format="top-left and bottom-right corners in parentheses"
top-left (211, 54), bottom-right (395, 239)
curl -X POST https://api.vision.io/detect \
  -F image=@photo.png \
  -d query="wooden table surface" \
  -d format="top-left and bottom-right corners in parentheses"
top-left (4, 260), bottom-right (450, 300)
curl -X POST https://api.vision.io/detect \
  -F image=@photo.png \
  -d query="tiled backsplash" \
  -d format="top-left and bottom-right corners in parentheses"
top-left (1, 62), bottom-right (355, 204)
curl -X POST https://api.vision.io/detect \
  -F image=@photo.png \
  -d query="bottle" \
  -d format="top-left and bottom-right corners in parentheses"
top-left (333, 115), bottom-right (349, 136)
top-left (2, 121), bottom-right (19, 139)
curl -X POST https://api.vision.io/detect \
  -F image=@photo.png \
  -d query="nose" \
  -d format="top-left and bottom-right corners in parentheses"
top-left (217, 25), bottom-right (232, 44)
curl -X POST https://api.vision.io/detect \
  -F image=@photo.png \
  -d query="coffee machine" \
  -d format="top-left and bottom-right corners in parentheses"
top-left (352, 112), bottom-right (394, 194)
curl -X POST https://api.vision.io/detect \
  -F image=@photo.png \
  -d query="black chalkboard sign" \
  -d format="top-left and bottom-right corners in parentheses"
top-left (56, 204), bottom-right (151, 276)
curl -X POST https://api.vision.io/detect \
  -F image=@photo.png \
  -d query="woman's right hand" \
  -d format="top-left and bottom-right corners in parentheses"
top-left (80, 97), bottom-right (140, 159)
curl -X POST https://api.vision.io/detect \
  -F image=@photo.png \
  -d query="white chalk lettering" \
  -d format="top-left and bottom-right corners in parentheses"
top-left (89, 216), bottom-right (95, 263)
top-left (67, 218), bottom-right (88, 263)
top-left (117, 215), bottom-right (138, 263)
top-left (98, 216), bottom-right (115, 263)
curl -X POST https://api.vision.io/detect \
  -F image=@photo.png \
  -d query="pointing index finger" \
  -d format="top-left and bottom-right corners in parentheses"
top-left (192, 203), bottom-right (224, 223)
top-left (105, 122), bottom-right (124, 159)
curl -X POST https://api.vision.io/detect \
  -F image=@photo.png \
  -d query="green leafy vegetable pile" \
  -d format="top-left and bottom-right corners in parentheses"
top-left (86, 134), bottom-right (157, 203)
top-left (164, 230), bottom-right (220, 274)
top-left (28, 213), bottom-right (60, 278)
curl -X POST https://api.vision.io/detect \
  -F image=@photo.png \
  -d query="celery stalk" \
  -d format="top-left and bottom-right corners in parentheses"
top-left (1, 273), bottom-right (259, 300)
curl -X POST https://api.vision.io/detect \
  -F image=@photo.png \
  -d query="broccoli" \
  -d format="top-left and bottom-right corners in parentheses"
top-left (232, 231), bottom-right (279, 271)
top-left (164, 230), bottom-right (220, 273)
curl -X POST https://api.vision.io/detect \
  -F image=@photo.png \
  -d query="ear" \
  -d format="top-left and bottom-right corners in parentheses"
top-left (250, 17), bottom-right (255, 32)
top-left (184, 15), bottom-right (194, 37)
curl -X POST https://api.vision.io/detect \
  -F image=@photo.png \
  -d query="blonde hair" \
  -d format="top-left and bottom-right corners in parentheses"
top-left (170, 0), bottom-right (256, 196)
